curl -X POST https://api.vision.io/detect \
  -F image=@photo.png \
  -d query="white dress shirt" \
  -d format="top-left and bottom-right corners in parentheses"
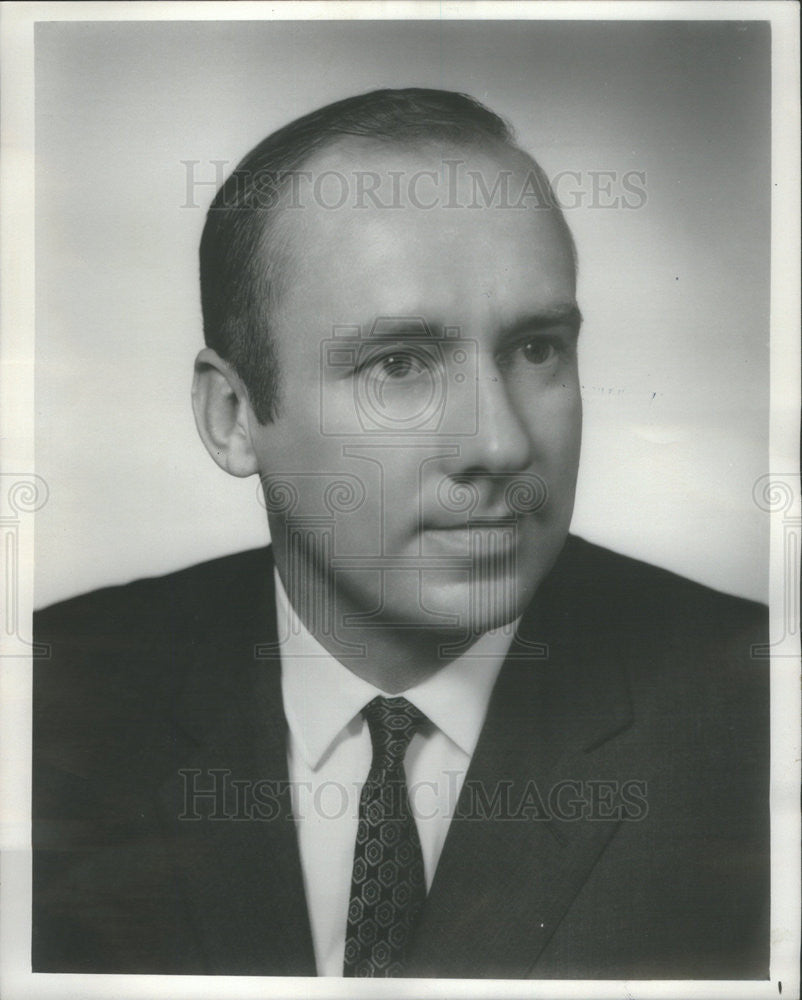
top-left (275, 569), bottom-right (516, 976)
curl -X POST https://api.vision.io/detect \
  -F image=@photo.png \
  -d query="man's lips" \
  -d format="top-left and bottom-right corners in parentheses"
top-left (419, 523), bottom-right (521, 552)
top-left (419, 510), bottom-right (530, 532)
top-left (419, 513), bottom-right (531, 531)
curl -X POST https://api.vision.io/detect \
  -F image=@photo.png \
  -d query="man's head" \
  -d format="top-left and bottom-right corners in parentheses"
top-left (193, 89), bottom-right (582, 669)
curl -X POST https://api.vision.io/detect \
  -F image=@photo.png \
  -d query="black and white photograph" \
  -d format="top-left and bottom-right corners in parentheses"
top-left (0, 3), bottom-right (799, 998)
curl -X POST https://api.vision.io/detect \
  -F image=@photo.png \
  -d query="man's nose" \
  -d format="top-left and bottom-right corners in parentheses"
top-left (453, 363), bottom-right (534, 474)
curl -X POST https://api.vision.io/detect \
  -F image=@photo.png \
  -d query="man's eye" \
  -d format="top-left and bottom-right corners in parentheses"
top-left (521, 339), bottom-right (558, 366)
top-left (370, 352), bottom-right (425, 380)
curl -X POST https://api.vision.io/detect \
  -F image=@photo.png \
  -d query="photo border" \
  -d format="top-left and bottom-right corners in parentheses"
top-left (1, 3), bottom-right (798, 999)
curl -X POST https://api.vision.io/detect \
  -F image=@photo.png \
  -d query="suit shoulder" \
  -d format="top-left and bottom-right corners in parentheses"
top-left (34, 546), bottom-right (273, 641)
top-left (560, 534), bottom-right (766, 627)
top-left (558, 536), bottom-right (769, 741)
top-left (555, 535), bottom-right (767, 678)
top-left (33, 546), bottom-right (276, 776)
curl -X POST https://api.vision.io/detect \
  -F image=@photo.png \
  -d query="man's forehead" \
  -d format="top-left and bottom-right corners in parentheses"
top-left (293, 134), bottom-right (539, 203)
top-left (266, 133), bottom-right (576, 340)
top-left (272, 134), bottom-right (572, 263)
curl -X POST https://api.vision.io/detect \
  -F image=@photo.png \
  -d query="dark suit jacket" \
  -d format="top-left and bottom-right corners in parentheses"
top-left (32, 535), bottom-right (770, 978)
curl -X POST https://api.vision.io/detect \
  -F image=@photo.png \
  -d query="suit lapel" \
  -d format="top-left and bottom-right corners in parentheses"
top-left (406, 546), bottom-right (635, 978)
top-left (156, 560), bottom-right (316, 976)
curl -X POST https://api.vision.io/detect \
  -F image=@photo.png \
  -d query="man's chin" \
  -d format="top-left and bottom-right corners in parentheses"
top-left (416, 566), bottom-right (540, 636)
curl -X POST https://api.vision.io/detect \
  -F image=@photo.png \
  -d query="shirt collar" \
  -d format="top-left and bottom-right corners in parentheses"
top-left (276, 568), bottom-right (516, 771)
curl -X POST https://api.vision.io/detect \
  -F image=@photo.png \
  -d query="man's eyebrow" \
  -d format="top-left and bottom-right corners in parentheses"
top-left (501, 304), bottom-right (583, 339)
top-left (359, 306), bottom-right (583, 342)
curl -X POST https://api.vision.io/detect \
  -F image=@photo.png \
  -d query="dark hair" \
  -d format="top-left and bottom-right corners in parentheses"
top-left (199, 88), bottom-right (564, 423)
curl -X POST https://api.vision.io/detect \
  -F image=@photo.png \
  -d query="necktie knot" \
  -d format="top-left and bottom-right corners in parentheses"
top-left (363, 696), bottom-right (425, 772)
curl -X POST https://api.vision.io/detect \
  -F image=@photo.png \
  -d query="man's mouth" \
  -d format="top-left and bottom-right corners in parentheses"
top-left (420, 506), bottom-right (525, 532)
top-left (419, 523), bottom-right (521, 555)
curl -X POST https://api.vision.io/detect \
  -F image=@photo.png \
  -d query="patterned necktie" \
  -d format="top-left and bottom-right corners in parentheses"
top-left (343, 695), bottom-right (427, 977)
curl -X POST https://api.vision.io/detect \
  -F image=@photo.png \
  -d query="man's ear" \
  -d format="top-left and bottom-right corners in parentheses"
top-left (192, 348), bottom-right (259, 478)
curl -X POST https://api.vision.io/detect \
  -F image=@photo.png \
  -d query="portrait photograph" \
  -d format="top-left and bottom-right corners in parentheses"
top-left (0, 3), bottom-right (799, 1000)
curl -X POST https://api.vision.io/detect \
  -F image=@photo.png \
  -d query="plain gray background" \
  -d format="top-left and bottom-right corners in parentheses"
top-left (35, 18), bottom-right (770, 607)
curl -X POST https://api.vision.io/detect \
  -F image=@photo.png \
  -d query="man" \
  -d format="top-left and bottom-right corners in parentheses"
top-left (33, 89), bottom-right (769, 979)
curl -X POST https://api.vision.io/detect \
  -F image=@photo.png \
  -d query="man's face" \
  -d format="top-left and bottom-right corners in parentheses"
top-left (249, 141), bottom-right (581, 648)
